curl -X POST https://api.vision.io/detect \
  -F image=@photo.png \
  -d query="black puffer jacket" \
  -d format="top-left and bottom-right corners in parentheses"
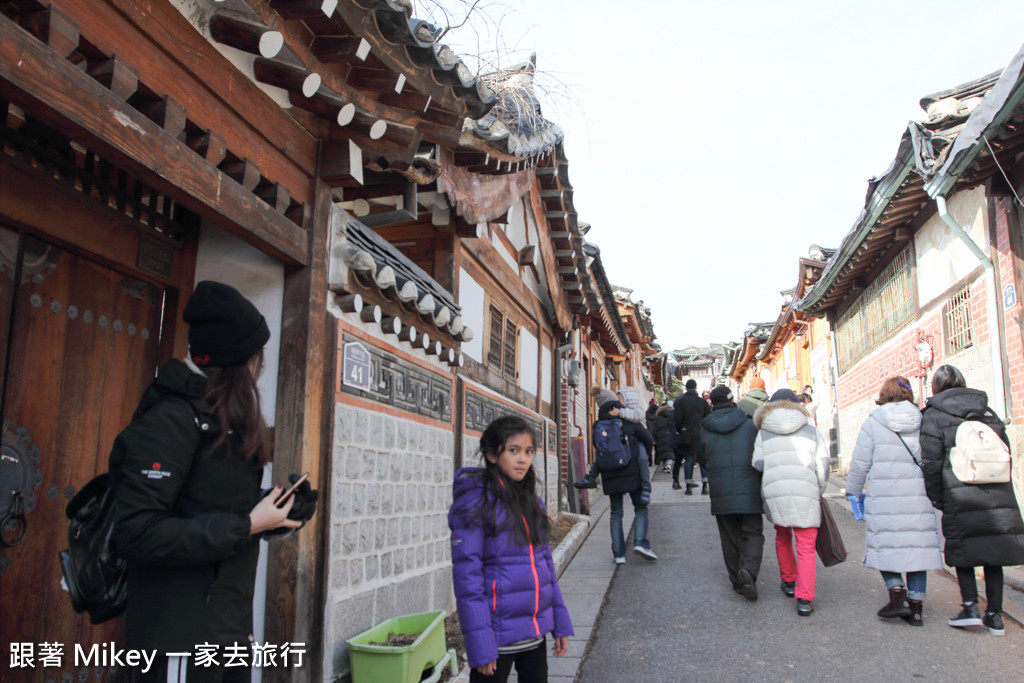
top-left (920, 387), bottom-right (1024, 568)
top-left (652, 405), bottom-right (676, 463)
top-left (109, 359), bottom-right (263, 651)
top-left (702, 405), bottom-right (761, 516)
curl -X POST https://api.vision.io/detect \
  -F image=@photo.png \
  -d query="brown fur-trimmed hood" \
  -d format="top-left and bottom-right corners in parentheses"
top-left (753, 400), bottom-right (810, 434)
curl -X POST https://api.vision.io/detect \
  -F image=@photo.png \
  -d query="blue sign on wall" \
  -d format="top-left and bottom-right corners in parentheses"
top-left (342, 341), bottom-right (372, 391)
top-left (1004, 283), bottom-right (1017, 310)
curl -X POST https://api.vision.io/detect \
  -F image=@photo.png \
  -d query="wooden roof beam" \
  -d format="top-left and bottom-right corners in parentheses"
top-left (311, 35), bottom-right (371, 64)
top-left (271, 1), bottom-right (340, 20)
top-left (0, 15), bottom-right (307, 264)
top-left (209, 10), bottom-right (284, 59)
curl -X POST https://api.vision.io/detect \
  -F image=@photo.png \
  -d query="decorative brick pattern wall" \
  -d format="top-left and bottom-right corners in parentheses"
top-left (323, 404), bottom-right (454, 680)
top-left (835, 278), bottom-right (992, 472)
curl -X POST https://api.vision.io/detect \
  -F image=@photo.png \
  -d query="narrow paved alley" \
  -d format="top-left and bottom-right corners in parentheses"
top-left (574, 469), bottom-right (1023, 682)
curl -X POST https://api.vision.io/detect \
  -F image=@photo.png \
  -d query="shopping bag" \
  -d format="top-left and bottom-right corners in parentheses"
top-left (815, 498), bottom-right (847, 567)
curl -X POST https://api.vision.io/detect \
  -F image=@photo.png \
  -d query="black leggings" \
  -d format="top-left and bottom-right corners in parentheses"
top-left (469, 638), bottom-right (547, 683)
top-left (956, 565), bottom-right (1004, 612)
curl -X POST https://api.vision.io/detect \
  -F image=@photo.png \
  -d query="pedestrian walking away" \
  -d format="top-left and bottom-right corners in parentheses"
top-left (109, 281), bottom-right (315, 683)
top-left (844, 376), bottom-right (942, 626)
top-left (752, 388), bottom-right (830, 616)
top-left (575, 386), bottom-right (653, 507)
top-left (449, 415), bottom-right (573, 682)
top-left (737, 377), bottom-right (769, 419)
top-left (652, 401), bottom-right (676, 474)
top-left (702, 385), bottom-right (764, 601)
top-left (919, 364), bottom-right (1024, 637)
top-left (673, 379), bottom-right (711, 494)
top-left (576, 389), bottom-right (658, 563)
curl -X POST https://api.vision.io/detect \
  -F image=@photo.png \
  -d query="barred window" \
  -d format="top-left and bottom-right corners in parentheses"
top-left (835, 246), bottom-right (915, 371)
top-left (944, 285), bottom-right (973, 355)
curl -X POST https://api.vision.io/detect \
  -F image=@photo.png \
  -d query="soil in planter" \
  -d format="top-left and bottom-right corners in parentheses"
top-left (369, 631), bottom-right (421, 647)
top-left (548, 514), bottom-right (576, 550)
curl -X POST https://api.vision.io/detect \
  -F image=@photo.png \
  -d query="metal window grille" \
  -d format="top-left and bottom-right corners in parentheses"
top-left (944, 285), bottom-right (973, 355)
top-left (863, 248), bottom-right (914, 347)
top-left (835, 246), bottom-right (914, 371)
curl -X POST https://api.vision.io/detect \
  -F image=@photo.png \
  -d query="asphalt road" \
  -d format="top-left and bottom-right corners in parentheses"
top-left (576, 469), bottom-right (1023, 683)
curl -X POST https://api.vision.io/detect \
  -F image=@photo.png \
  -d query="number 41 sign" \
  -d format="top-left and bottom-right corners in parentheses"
top-left (342, 341), bottom-right (372, 391)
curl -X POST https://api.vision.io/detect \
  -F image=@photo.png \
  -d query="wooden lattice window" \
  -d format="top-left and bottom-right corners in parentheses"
top-left (487, 304), bottom-right (518, 379)
top-left (944, 285), bottom-right (974, 355)
top-left (835, 246), bottom-right (915, 371)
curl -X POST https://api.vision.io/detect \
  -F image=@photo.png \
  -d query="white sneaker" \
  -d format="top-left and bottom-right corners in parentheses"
top-left (614, 556), bottom-right (626, 565)
top-left (632, 545), bottom-right (658, 561)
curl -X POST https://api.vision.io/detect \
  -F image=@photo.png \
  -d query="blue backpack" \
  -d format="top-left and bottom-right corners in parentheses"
top-left (593, 418), bottom-right (633, 471)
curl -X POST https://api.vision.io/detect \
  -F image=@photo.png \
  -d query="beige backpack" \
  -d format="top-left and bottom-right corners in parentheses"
top-left (949, 420), bottom-right (1011, 484)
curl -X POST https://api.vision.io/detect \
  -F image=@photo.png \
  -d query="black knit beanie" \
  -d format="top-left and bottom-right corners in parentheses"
top-left (183, 281), bottom-right (270, 367)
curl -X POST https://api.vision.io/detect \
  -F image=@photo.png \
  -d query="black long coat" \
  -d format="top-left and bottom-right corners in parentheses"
top-left (702, 405), bottom-right (762, 516)
top-left (109, 359), bottom-right (263, 652)
top-left (919, 387), bottom-right (1024, 568)
top-left (673, 389), bottom-right (710, 455)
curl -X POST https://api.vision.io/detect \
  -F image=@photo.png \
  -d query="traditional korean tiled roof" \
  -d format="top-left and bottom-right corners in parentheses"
top-left (464, 55), bottom-right (565, 160)
top-left (340, 214), bottom-right (470, 341)
top-left (799, 49), bottom-right (1024, 316)
top-left (583, 243), bottom-right (631, 355)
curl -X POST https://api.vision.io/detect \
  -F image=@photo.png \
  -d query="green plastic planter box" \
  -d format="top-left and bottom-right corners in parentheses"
top-left (347, 609), bottom-right (447, 683)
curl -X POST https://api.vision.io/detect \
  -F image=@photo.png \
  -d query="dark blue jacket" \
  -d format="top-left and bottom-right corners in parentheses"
top-left (701, 404), bottom-right (762, 516)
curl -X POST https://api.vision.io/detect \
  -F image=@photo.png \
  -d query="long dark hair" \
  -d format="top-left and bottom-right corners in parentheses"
top-left (203, 349), bottom-right (271, 468)
top-left (477, 415), bottom-right (549, 546)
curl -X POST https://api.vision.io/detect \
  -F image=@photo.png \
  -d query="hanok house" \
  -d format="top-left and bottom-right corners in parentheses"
top-left (741, 248), bottom-right (836, 458)
top-left (798, 44), bottom-right (1024, 490)
top-left (727, 321), bottom-right (775, 391)
top-left (612, 285), bottom-right (660, 396)
top-left (0, 1), bottom-right (658, 682)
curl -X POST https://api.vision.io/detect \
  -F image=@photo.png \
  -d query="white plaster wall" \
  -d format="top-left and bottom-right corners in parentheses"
top-left (195, 225), bottom-right (285, 427)
top-left (491, 231), bottom-right (519, 272)
top-left (915, 186), bottom-right (989, 308)
top-left (521, 329), bottom-right (539, 395)
top-left (459, 268), bottom-right (485, 361)
top-left (542, 344), bottom-right (552, 405)
top-left (505, 200), bottom-right (529, 250)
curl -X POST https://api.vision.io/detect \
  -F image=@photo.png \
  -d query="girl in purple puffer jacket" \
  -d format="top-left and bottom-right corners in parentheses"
top-left (449, 415), bottom-right (574, 682)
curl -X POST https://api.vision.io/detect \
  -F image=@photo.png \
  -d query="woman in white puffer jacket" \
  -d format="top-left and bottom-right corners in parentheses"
top-left (752, 389), bottom-right (830, 617)
top-left (845, 376), bottom-right (942, 627)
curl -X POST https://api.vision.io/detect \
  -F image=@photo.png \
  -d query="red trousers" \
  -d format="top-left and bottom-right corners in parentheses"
top-left (774, 525), bottom-right (818, 601)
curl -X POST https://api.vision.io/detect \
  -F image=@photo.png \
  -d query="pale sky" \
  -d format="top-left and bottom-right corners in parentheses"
top-left (429, 1), bottom-right (1024, 350)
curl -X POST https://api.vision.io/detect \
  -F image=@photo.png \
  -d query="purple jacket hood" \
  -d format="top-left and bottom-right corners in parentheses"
top-left (448, 467), bottom-right (573, 668)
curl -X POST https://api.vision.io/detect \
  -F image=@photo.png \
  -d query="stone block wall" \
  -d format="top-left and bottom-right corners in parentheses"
top-left (323, 403), bottom-right (455, 680)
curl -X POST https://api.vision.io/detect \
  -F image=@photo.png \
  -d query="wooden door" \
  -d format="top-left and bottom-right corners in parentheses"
top-left (0, 228), bottom-right (164, 682)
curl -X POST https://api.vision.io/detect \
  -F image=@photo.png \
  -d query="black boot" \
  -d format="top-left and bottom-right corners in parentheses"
top-left (877, 587), bottom-right (911, 618)
top-left (701, 482), bottom-right (709, 495)
top-left (901, 599), bottom-right (923, 626)
top-left (684, 483), bottom-right (694, 495)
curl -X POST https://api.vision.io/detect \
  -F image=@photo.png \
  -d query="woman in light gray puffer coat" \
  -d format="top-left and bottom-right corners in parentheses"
top-left (845, 377), bottom-right (941, 627)
top-left (752, 389), bottom-right (830, 617)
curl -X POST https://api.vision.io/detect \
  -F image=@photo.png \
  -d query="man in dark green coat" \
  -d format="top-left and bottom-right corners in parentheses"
top-left (702, 385), bottom-right (764, 601)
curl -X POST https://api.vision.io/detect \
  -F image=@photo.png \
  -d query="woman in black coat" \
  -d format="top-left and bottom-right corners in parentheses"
top-left (111, 282), bottom-right (303, 682)
top-left (920, 365), bottom-right (1024, 636)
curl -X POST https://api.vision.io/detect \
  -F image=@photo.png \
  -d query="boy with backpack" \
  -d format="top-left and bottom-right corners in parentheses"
top-left (575, 386), bottom-right (657, 563)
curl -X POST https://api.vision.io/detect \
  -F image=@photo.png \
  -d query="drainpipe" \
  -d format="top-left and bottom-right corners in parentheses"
top-left (935, 195), bottom-right (1008, 419)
